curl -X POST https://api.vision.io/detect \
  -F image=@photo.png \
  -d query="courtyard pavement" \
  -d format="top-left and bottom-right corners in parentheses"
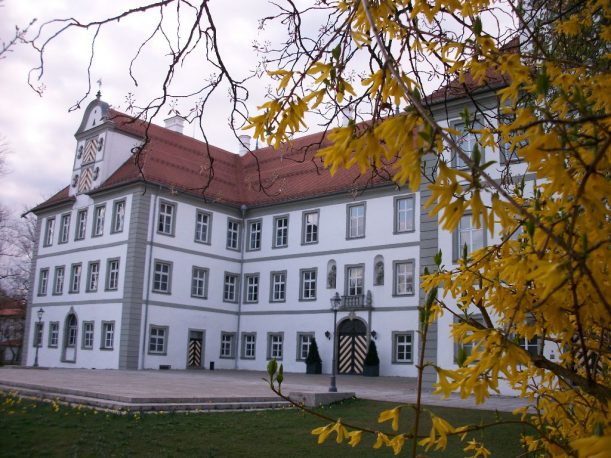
top-left (0, 367), bottom-right (529, 412)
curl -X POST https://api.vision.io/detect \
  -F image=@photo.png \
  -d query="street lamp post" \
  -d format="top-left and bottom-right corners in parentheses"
top-left (329, 292), bottom-right (341, 393)
top-left (33, 307), bottom-right (44, 368)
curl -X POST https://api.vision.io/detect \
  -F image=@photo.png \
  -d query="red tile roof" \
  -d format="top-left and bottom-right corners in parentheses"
top-left (90, 111), bottom-right (395, 208)
top-left (32, 38), bottom-right (518, 213)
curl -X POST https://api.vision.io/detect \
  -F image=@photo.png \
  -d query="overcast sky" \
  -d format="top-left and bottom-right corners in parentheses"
top-left (0, 0), bottom-right (283, 214)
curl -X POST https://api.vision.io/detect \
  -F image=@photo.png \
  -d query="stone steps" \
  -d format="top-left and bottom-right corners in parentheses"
top-left (0, 383), bottom-right (293, 413)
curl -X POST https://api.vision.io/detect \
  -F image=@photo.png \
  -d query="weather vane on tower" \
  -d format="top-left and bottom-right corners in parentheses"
top-left (96, 79), bottom-right (103, 99)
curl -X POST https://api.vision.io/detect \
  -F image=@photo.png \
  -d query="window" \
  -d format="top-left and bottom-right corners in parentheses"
top-left (106, 259), bottom-right (120, 290)
top-left (38, 268), bottom-right (49, 296)
top-left (453, 121), bottom-right (483, 169)
top-left (66, 315), bottom-right (77, 347)
top-left (220, 332), bottom-right (236, 358)
top-left (59, 214), bottom-right (71, 244)
top-left (454, 315), bottom-right (484, 365)
top-left (223, 273), bottom-right (239, 302)
top-left (455, 214), bottom-right (485, 259)
top-left (33, 322), bottom-right (43, 347)
top-left (241, 333), bottom-right (257, 359)
top-left (273, 215), bottom-right (288, 248)
top-left (191, 267), bottom-right (209, 298)
top-left (267, 333), bottom-right (284, 360)
top-left (194, 210), bottom-right (211, 244)
top-left (111, 200), bottom-right (126, 233)
top-left (300, 269), bottom-right (317, 301)
top-left (297, 333), bottom-right (314, 361)
top-left (82, 322), bottom-right (94, 349)
top-left (346, 265), bottom-right (364, 296)
top-left (247, 219), bottom-right (262, 251)
top-left (270, 271), bottom-right (286, 302)
top-left (347, 203), bottom-right (366, 238)
top-left (499, 114), bottom-right (524, 164)
top-left (226, 219), bottom-right (241, 250)
top-left (101, 321), bottom-right (115, 350)
top-left (157, 201), bottom-right (176, 235)
top-left (393, 332), bottom-right (414, 363)
top-left (302, 211), bottom-right (319, 244)
top-left (53, 266), bottom-right (65, 295)
top-left (244, 274), bottom-right (260, 303)
top-left (48, 322), bottom-right (59, 347)
top-left (148, 325), bottom-right (167, 354)
top-left (393, 260), bottom-right (415, 296)
top-left (153, 261), bottom-right (172, 293)
top-left (69, 263), bottom-right (82, 293)
top-left (519, 336), bottom-right (540, 356)
top-left (75, 209), bottom-right (87, 241)
top-left (87, 261), bottom-right (100, 292)
top-left (395, 196), bottom-right (415, 233)
top-left (93, 205), bottom-right (105, 237)
top-left (44, 217), bottom-right (55, 246)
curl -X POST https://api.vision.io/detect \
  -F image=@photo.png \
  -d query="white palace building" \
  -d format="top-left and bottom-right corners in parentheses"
top-left (22, 74), bottom-right (531, 390)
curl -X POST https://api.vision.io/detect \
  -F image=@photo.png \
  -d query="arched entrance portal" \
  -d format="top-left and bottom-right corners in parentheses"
top-left (337, 319), bottom-right (367, 375)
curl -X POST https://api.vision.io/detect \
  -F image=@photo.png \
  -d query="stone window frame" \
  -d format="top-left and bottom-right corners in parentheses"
top-left (246, 218), bottom-right (263, 252)
top-left (392, 331), bottom-right (415, 364)
top-left (81, 321), bottom-right (95, 350)
top-left (43, 217), bottom-right (55, 247)
top-left (267, 332), bottom-right (284, 360)
top-left (296, 332), bottom-right (314, 361)
top-left (74, 209), bottom-right (88, 241)
top-left (53, 265), bottom-right (65, 295)
top-left (148, 324), bottom-right (169, 355)
top-left (223, 272), bottom-right (240, 303)
top-left (33, 321), bottom-right (44, 347)
top-left (269, 270), bottom-right (287, 303)
top-left (157, 200), bottom-right (177, 236)
top-left (105, 258), bottom-right (120, 291)
top-left (226, 218), bottom-right (242, 251)
top-left (240, 332), bottom-right (257, 359)
top-left (392, 259), bottom-right (416, 297)
top-left (100, 321), bottom-right (115, 350)
top-left (393, 195), bottom-right (416, 234)
top-left (194, 209), bottom-right (212, 244)
top-left (58, 213), bottom-right (71, 244)
top-left (191, 266), bottom-right (209, 299)
top-left (86, 260), bottom-right (101, 292)
top-left (301, 210), bottom-right (319, 245)
top-left (38, 268), bottom-right (49, 296)
top-left (346, 202), bottom-right (366, 239)
top-left (243, 273), bottom-right (260, 304)
top-left (111, 199), bottom-right (126, 234)
top-left (69, 263), bottom-right (82, 294)
top-left (452, 213), bottom-right (487, 262)
top-left (219, 332), bottom-right (237, 359)
top-left (152, 259), bottom-right (173, 294)
top-left (344, 264), bottom-right (365, 297)
top-left (299, 268), bottom-right (317, 301)
top-left (48, 321), bottom-right (59, 348)
top-left (272, 215), bottom-right (289, 249)
top-left (92, 204), bottom-right (106, 238)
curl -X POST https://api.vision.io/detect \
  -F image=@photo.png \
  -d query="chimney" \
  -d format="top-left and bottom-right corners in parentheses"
top-left (164, 115), bottom-right (185, 134)
top-left (238, 134), bottom-right (251, 156)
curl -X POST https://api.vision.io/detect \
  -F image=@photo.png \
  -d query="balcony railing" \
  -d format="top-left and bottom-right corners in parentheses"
top-left (340, 291), bottom-right (372, 309)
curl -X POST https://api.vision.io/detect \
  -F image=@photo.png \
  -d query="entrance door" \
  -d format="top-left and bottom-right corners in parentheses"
top-left (62, 313), bottom-right (78, 363)
top-left (337, 319), bottom-right (367, 374)
top-left (187, 330), bottom-right (204, 368)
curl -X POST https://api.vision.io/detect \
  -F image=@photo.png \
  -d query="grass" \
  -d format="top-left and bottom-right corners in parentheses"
top-left (1, 392), bottom-right (533, 457)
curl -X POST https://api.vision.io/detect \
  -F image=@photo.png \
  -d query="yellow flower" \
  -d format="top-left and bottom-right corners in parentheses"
top-left (571, 435), bottom-right (611, 458)
top-left (378, 406), bottom-right (402, 431)
top-left (347, 430), bottom-right (362, 447)
top-left (388, 434), bottom-right (406, 455)
top-left (373, 432), bottom-right (390, 449)
top-left (311, 423), bottom-right (333, 444)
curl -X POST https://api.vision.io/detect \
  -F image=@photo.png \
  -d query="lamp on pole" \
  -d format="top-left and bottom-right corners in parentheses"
top-left (329, 292), bottom-right (341, 393)
top-left (33, 307), bottom-right (44, 368)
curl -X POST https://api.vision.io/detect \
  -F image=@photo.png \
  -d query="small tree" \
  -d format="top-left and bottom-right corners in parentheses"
top-left (305, 338), bottom-right (322, 374)
top-left (364, 340), bottom-right (379, 366)
top-left (305, 338), bottom-right (321, 365)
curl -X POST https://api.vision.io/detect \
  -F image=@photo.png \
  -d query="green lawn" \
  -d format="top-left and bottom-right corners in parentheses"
top-left (1, 392), bottom-right (533, 457)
